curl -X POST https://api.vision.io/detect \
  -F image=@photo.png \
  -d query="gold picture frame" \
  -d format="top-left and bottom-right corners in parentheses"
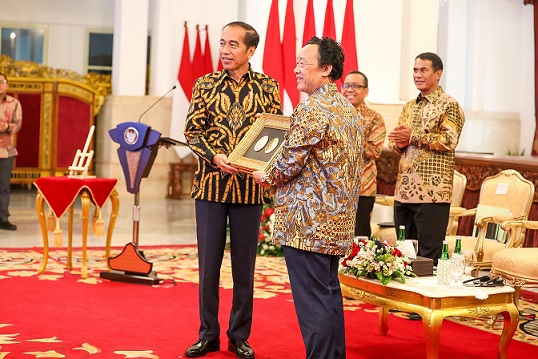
top-left (229, 113), bottom-right (290, 173)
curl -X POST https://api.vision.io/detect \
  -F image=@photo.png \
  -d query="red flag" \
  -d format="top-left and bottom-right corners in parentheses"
top-left (203, 25), bottom-right (214, 74)
top-left (192, 25), bottom-right (205, 80)
top-left (263, 0), bottom-right (284, 101)
top-left (283, 0), bottom-right (299, 107)
top-left (302, 0), bottom-right (316, 46)
top-left (340, 0), bottom-right (358, 82)
top-left (178, 22), bottom-right (193, 101)
top-left (322, 0), bottom-right (336, 40)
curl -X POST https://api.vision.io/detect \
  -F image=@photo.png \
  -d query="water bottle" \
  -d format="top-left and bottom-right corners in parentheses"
top-left (398, 225), bottom-right (405, 242)
top-left (436, 240), bottom-right (451, 286)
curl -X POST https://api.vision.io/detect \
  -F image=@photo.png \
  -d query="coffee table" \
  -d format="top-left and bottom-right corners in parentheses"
top-left (339, 274), bottom-right (518, 359)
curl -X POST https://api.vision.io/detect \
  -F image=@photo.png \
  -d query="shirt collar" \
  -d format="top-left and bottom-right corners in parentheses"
top-left (416, 86), bottom-right (444, 103)
top-left (217, 64), bottom-right (253, 85)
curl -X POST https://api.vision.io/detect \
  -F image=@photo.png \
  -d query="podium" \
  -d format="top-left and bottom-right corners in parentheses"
top-left (100, 121), bottom-right (186, 285)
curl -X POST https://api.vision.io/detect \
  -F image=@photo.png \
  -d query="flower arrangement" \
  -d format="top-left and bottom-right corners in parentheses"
top-left (340, 237), bottom-right (415, 285)
top-left (257, 202), bottom-right (283, 257)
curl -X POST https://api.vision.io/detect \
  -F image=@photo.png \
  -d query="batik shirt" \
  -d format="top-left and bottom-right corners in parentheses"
top-left (356, 103), bottom-right (386, 197)
top-left (184, 67), bottom-right (282, 204)
top-left (388, 87), bottom-right (465, 204)
top-left (265, 83), bottom-right (364, 256)
top-left (0, 95), bottom-right (22, 158)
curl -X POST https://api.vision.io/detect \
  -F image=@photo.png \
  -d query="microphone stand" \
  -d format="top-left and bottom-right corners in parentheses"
top-left (100, 87), bottom-right (188, 285)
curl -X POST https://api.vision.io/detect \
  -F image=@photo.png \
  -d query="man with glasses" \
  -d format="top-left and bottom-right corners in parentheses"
top-left (388, 53), bottom-right (465, 266)
top-left (0, 72), bottom-right (21, 231)
top-left (253, 37), bottom-right (363, 359)
top-left (342, 71), bottom-right (386, 238)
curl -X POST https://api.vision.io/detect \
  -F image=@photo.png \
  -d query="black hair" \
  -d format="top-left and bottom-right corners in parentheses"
top-left (416, 52), bottom-right (444, 72)
top-left (346, 70), bottom-right (368, 88)
top-left (223, 21), bottom-right (260, 48)
top-left (306, 36), bottom-right (344, 81)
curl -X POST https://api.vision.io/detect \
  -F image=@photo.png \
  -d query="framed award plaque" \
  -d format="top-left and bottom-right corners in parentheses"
top-left (229, 113), bottom-right (290, 173)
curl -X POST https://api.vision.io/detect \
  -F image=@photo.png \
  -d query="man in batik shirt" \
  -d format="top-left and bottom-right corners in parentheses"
top-left (342, 70), bottom-right (386, 237)
top-left (0, 72), bottom-right (22, 231)
top-left (254, 37), bottom-right (363, 359)
top-left (183, 21), bottom-right (282, 359)
top-left (388, 52), bottom-right (465, 265)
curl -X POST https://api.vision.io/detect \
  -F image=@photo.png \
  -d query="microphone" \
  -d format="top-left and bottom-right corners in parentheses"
top-left (138, 85), bottom-right (177, 122)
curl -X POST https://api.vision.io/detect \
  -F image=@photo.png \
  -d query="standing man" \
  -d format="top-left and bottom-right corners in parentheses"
top-left (342, 71), bottom-right (386, 238)
top-left (183, 21), bottom-right (282, 359)
top-left (387, 52), bottom-right (465, 264)
top-left (253, 37), bottom-right (363, 359)
top-left (0, 72), bottom-right (21, 231)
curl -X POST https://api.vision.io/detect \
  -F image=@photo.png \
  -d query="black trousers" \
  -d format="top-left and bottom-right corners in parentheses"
top-left (284, 246), bottom-right (346, 359)
top-left (195, 200), bottom-right (262, 341)
top-left (354, 195), bottom-right (375, 237)
top-left (393, 201), bottom-right (450, 265)
top-left (0, 157), bottom-right (14, 221)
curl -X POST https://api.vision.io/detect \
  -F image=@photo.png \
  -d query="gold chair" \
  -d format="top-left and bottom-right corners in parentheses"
top-left (490, 220), bottom-right (538, 313)
top-left (447, 169), bottom-right (534, 272)
top-left (372, 170), bottom-right (467, 245)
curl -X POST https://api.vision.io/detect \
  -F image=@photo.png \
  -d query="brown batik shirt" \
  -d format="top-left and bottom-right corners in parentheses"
top-left (388, 87), bottom-right (465, 204)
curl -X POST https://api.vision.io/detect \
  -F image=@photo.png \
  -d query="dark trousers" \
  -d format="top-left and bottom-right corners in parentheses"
top-left (393, 201), bottom-right (450, 265)
top-left (354, 195), bottom-right (375, 237)
top-left (0, 157), bottom-right (14, 221)
top-left (195, 200), bottom-right (262, 341)
top-left (284, 246), bottom-right (346, 359)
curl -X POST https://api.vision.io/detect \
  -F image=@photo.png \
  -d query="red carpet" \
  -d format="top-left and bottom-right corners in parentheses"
top-left (0, 245), bottom-right (537, 358)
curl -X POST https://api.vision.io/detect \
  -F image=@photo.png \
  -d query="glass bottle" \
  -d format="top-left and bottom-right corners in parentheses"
top-left (397, 225), bottom-right (406, 242)
top-left (437, 240), bottom-right (451, 286)
top-left (454, 236), bottom-right (463, 255)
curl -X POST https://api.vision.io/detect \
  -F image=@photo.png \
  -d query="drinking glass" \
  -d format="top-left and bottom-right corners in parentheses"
top-left (463, 251), bottom-right (477, 277)
top-left (450, 254), bottom-right (465, 288)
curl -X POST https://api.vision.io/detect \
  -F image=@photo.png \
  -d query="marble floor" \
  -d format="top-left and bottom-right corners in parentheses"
top-left (0, 186), bottom-right (198, 249)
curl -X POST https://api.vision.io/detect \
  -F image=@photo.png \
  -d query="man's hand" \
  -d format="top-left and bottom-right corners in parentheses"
top-left (388, 125), bottom-right (412, 148)
top-left (213, 154), bottom-right (238, 174)
top-left (253, 171), bottom-right (270, 187)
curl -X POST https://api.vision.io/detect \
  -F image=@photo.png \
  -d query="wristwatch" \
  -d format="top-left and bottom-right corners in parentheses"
top-left (260, 175), bottom-right (267, 184)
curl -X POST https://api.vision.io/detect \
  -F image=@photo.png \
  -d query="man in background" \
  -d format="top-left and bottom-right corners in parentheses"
top-left (387, 52), bottom-right (465, 264)
top-left (342, 70), bottom-right (386, 238)
top-left (0, 72), bottom-right (21, 231)
top-left (183, 21), bottom-right (282, 358)
top-left (254, 37), bottom-right (363, 359)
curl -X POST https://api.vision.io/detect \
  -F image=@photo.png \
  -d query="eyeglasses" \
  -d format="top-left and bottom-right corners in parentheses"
top-left (0, 80), bottom-right (7, 85)
top-left (296, 60), bottom-right (315, 69)
top-left (342, 83), bottom-right (367, 90)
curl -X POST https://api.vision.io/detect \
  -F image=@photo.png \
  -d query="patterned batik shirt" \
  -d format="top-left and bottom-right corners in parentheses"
top-left (388, 87), bottom-right (465, 204)
top-left (0, 95), bottom-right (22, 158)
top-left (356, 103), bottom-right (386, 197)
top-left (265, 83), bottom-right (364, 256)
top-left (184, 67), bottom-right (282, 204)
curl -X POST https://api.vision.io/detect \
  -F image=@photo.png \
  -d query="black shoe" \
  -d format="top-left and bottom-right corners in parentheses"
top-left (185, 338), bottom-right (220, 357)
top-left (0, 220), bottom-right (16, 231)
top-left (408, 312), bottom-right (422, 321)
top-left (228, 339), bottom-right (254, 358)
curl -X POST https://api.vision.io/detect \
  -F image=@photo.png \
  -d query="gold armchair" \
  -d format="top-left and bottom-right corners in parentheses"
top-left (490, 220), bottom-right (538, 313)
top-left (448, 169), bottom-right (534, 272)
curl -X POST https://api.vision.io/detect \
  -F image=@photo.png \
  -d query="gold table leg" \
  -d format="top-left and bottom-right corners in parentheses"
top-left (80, 190), bottom-right (90, 279)
top-left (104, 189), bottom-right (120, 271)
top-left (36, 193), bottom-right (48, 274)
top-left (498, 304), bottom-right (519, 359)
top-left (67, 204), bottom-right (74, 270)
